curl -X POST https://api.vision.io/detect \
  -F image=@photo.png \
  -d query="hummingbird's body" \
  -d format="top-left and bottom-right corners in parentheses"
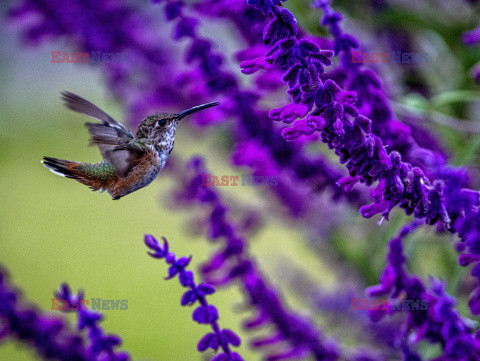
top-left (42, 92), bottom-right (218, 199)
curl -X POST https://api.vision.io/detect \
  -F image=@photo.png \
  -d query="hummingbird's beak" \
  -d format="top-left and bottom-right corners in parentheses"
top-left (175, 102), bottom-right (219, 121)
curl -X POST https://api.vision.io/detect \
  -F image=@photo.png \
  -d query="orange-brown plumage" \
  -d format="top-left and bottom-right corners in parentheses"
top-left (105, 151), bottom-right (160, 199)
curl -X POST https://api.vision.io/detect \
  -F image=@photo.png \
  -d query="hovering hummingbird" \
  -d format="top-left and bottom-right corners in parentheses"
top-left (42, 92), bottom-right (218, 199)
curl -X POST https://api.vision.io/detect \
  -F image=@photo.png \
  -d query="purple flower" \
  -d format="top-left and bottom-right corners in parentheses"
top-left (242, 0), bottom-right (480, 316)
top-left (144, 234), bottom-right (243, 361)
top-left (314, 0), bottom-right (446, 177)
top-left (462, 26), bottom-right (480, 46)
top-left (54, 284), bottom-right (129, 361)
top-left (169, 157), bottom-right (341, 360)
top-left (193, 0), bottom-right (267, 46)
top-left (155, 0), bottom-right (364, 214)
top-left (9, 0), bottom-right (186, 128)
top-left (366, 223), bottom-right (480, 360)
top-left (0, 266), bottom-right (99, 361)
top-left (246, 0), bottom-right (286, 15)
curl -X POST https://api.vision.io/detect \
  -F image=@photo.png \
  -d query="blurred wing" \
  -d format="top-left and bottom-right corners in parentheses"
top-left (60, 91), bottom-right (145, 176)
top-left (85, 123), bottom-right (147, 177)
top-left (61, 91), bottom-right (131, 135)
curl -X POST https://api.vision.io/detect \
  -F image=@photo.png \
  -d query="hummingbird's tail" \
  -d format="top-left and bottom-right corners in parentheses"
top-left (41, 157), bottom-right (83, 179)
top-left (41, 157), bottom-right (111, 192)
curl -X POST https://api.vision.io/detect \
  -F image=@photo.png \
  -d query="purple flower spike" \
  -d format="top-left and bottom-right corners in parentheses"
top-left (144, 234), bottom-right (243, 361)
top-left (367, 222), bottom-right (480, 360)
top-left (246, 0), bottom-right (286, 15)
top-left (54, 283), bottom-right (130, 360)
top-left (0, 266), bottom-right (102, 361)
top-left (242, 0), bottom-right (480, 316)
top-left (169, 157), bottom-right (341, 361)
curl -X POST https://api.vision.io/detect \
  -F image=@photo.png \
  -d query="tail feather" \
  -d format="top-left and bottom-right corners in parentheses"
top-left (42, 157), bottom-right (105, 193)
top-left (41, 157), bottom-right (81, 179)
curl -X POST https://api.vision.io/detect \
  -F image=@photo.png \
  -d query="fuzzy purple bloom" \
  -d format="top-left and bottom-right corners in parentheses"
top-left (242, 0), bottom-right (480, 316)
top-left (463, 27), bottom-right (480, 46)
top-left (0, 267), bottom-right (97, 361)
top-left (9, 0), bottom-right (188, 127)
top-left (156, 0), bottom-right (365, 214)
top-left (314, 0), bottom-right (446, 176)
top-left (193, 0), bottom-right (267, 46)
top-left (246, 0), bottom-right (286, 15)
top-left (366, 222), bottom-right (480, 360)
top-left (170, 157), bottom-right (340, 361)
top-left (144, 234), bottom-right (243, 361)
top-left (54, 284), bottom-right (129, 361)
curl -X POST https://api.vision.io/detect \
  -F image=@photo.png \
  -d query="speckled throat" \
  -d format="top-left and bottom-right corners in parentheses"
top-left (151, 121), bottom-right (178, 155)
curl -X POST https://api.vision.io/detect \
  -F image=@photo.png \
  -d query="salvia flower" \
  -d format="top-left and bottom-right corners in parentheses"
top-left (155, 0), bottom-right (366, 215)
top-left (314, 0), bottom-right (446, 176)
top-left (0, 266), bottom-right (94, 361)
top-left (143, 234), bottom-right (243, 361)
top-left (463, 26), bottom-right (480, 46)
top-left (242, 0), bottom-right (480, 316)
top-left (54, 284), bottom-right (129, 361)
top-left (170, 156), bottom-right (340, 361)
top-left (193, 0), bottom-right (267, 46)
top-left (9, 0), bottom-right (186, 128)
top-left (247, 0), bottom-right (287, 15)
top-left (241, 0), bottom-right (452, 228)
top-left (366, 222), bottom-right (480, 360)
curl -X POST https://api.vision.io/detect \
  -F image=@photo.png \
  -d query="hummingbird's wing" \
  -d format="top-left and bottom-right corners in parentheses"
top-left (61, 91), bottom-right (131, 134)
top-left (85, 123), bottom-right (148, 177)
top-left (60, 91), bottom-right (144, 177)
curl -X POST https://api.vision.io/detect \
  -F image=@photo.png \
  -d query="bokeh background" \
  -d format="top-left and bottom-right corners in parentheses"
top-left (1, 1), bottom-right (480, 360)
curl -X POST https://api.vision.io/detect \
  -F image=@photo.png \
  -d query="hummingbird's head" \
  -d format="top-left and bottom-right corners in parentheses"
top-left (136, 102), bottom-right (219, 154)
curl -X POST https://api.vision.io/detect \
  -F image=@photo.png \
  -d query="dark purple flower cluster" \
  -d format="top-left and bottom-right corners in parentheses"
top-left (194, 0), bottom-right (267, 47)
top-left (246, 0), bottom-right (286, 15)
top-left (144, 234), bottom-right (243, 361)
top-left (156, 0), bottom-right (365, 212)
top-left (0, 267), bottom-right (94, 361)
top-left (55, 284), bottom-right (129, 361)
top-left (240, 9), bottom-right (335, 123)
top-left (241, 0), bottom-right (451, 228)
top-left (240, 0), bottom-right (480, 317)
top-left (157, 0), bottom-right (237, 97)
top-left (172, 157), bottom-right (340, 361)
top-left (367, 222), bottom-right (480, 360)
top-left (314, 0), bottom-right (447, 177)
top-left (9, 0), bottom-right (186, 126)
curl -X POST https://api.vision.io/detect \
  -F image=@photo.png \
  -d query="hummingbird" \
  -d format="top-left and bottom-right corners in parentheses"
top-left (42, 92), bottom-right (218, 199)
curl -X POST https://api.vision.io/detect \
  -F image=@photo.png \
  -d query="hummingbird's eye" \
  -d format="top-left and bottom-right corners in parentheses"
top-left (157, 119), bottom-right (167, 127)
